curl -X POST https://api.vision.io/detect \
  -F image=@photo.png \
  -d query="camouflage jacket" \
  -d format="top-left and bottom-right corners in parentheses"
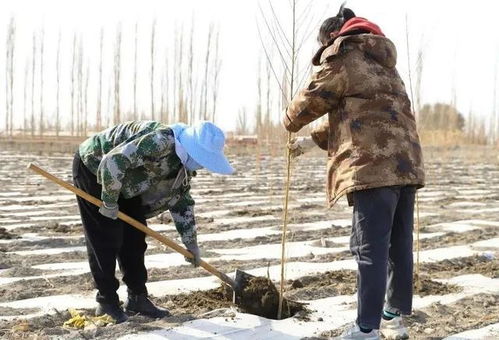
top-left (283, 34), bottom-right (425, 207)
top-left (78, 121), bottom-right (197, 246)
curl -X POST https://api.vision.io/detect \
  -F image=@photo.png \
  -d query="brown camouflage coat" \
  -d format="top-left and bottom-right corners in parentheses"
top-left (283, 34), bottom-right (425, 207)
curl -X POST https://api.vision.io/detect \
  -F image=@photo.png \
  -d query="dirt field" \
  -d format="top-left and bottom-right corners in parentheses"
top-left (0, 146), bottom-right (498, 339)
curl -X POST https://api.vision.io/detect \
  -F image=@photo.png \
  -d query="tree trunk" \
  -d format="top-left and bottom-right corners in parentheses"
top-left (39, 27), bottom-right (44, 136)
top-left (133, 23), bottom-right (138, 120)
top-left (71, 33), bottom-right (77, 136)
top-left (56, 30), bottom-right (61, 136)
top-left (31, 33), bottom-right (36, 137)
top-left (114, 24), bottom-right (122, 124)
top-left (211, 28), bottom-right (221, 123)
top-left (150, 19), bottom-right (156, 120)
top-left (97, 28), bottom-right (104, 131)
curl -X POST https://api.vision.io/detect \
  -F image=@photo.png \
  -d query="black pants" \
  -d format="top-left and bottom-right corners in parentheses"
top-left (72, 152), bottom-right (148, 304)
top-left (351, 185), bottom-right (415, 330)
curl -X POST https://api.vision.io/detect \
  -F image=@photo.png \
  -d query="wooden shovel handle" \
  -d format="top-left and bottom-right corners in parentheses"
top-left (27, 162), bottom-right (235, 289)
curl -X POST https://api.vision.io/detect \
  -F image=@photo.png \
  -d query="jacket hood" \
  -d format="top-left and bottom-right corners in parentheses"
top-left (336, 17), bottom-right (385, 38)
top-left (313, 34), bottom-right (397, 68)
top-left (312, 17), bottom-right (395, 68)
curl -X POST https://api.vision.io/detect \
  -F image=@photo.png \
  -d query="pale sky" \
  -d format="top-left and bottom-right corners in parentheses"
top-left (0, 0), bottom-right (498, 132)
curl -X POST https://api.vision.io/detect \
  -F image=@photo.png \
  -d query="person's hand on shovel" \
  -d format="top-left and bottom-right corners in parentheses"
top-left (184, 242), bottom-right (201, 267)
top-left (287, 136), bottom-right (315, 159)
top-left (99, 202), bottom-right (119, 220)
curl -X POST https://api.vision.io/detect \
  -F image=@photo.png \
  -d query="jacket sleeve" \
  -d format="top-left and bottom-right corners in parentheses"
top-left (97, 129), bottom-right (175, 205)
top-left (169, 192), bottom-right (197, 247)
top-left (310, 119), bottom-right (329, 151)
top-left (283, 62), bottom-right (346, 132)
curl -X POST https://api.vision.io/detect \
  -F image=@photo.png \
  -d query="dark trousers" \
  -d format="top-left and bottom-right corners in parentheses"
top-left (350, 185), bottom-right (415, 330)
top-left (72, 152), bottom-right (148, 304)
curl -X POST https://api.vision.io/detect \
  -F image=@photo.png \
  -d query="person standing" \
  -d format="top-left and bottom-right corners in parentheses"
top-left (283, 5), bottom-right (425, 340)
top-left (73, 120), bottom-right (234, 323)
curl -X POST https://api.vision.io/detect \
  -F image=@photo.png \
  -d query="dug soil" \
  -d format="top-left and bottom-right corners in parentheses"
top-left (415, 276), bottom-right (461, 296)
top-left (157, 277), bottom-right (306, 320)
top-left (238, 277), bottom-right (305, 319)
top-left (286, 270), bottom-right (357, 300)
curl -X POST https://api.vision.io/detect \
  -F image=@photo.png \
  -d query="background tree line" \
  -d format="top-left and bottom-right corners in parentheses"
top-left (2, 17), bottom-right (221, 137)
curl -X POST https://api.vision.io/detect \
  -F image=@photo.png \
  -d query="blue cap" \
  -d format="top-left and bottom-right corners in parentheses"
top-left (178, 121), bottom-right (234, 175)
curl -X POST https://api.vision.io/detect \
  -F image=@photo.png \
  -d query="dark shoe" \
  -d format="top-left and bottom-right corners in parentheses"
top-left (124, 293), bottom-right (171, 318)
top-left (95, 302), bottom-right (129, 324)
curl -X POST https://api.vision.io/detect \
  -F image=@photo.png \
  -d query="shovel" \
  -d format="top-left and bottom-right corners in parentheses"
top-left (27, 163), bottom-right (255, 296)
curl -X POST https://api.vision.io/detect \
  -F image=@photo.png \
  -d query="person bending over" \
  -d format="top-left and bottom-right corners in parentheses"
top-left (73, 120), bottom-right (234, 323)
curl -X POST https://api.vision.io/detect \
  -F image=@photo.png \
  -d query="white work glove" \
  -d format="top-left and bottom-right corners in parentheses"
top-left (184, 243), bottom-right (201, 267)
top-left (287, 136), bottom-right (315, 159)
top-left (99, 202), bottom-right (119, 220)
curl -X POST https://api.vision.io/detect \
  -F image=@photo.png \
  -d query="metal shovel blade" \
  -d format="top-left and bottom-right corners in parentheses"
top-left (232, 269), bottom-right (256, 303)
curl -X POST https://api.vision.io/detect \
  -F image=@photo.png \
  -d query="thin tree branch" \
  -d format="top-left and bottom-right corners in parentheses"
top-left (266, 0), bottom-right (292, 50)
top-left (256, 21), bottom-right (289, 103)
top-left (257, 4), bottom-right (292, 71)
top-left (295, 63), bottom-right (313, 96)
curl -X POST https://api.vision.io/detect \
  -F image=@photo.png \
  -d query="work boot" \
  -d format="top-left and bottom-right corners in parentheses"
top-left (95, 302), bottom-right (129, 324)
top-left (380, 316), bottom-right (409, 340)
top-left (337, 323), bottom-right (380, 340)
top-left (124, 293), bottom-right (171, 318)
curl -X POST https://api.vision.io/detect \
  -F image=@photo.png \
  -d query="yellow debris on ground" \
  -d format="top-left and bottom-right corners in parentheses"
top-left (63, 308), bottom-right (115, 329)
top-left (11, 320), bottom-right (29, 332)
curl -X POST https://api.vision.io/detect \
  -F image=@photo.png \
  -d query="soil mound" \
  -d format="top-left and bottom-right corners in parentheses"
top-left (239, 277), bottom-right (305, 319)
top-left (287, 270), bottom-right (356, 300)
top-left (415, 276), bottom-right (462, 296)
top-left (168, 286), bottom-right (233, 311)
top-left (159, 277), bottom-right (306, 320)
